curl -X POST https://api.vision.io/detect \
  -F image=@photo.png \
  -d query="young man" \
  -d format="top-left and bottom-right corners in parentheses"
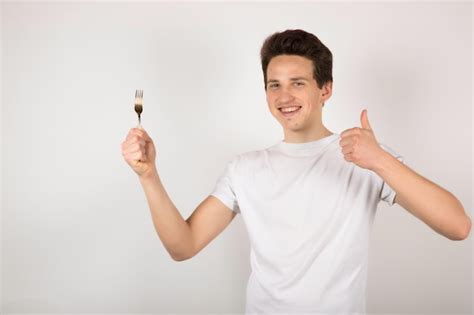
top-left (121, 29), bottom-right (471, 314)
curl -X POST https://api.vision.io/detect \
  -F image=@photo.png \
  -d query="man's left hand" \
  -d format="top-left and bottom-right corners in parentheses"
top-left (339, 109), bottom-right (386, 171)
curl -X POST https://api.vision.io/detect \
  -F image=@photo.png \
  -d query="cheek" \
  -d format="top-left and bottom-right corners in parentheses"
top-left (266, 94), bottom-right (272, 105)
top-left (305, 98), bottom-right (319, 111)
top-left (267, 95), bottom-right (278, 110)
top-left (266, 96), bottom-right (273, 109)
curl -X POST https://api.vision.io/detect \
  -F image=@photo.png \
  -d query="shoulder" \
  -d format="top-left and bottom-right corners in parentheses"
top-left (236, 149), bottom-right (265, 165)
top-left (228, 146), bottom-right (272, 175)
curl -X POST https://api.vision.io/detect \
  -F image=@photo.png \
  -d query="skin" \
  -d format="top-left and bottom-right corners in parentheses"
top-left (340, 110), bottom-right (471, 240)
top-left (264, 54), bottom-right (471, 240)
top-left (121, 53), bottom-right (471, 264)
top-left (265, 54), bottom-right (333, 143)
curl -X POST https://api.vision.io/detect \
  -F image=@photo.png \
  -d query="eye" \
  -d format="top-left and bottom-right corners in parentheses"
top-left (268, 83), bottom-right (279, 89)
top-left (294, 81), bottom-right (305, 87)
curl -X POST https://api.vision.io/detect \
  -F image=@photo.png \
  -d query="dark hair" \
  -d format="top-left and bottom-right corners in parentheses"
top-left (260, 29), bottom-right (333, 90)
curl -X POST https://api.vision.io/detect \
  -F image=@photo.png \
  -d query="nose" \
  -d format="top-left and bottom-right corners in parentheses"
top-left (277, 86), bottom-right (295, 104)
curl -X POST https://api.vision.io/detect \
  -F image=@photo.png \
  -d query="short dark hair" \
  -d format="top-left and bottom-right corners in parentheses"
top-left (260, 29), bottom-right (333, 90)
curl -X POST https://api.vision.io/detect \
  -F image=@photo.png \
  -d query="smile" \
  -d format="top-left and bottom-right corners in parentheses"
top-left (279, 106), bottom-right (302, 118)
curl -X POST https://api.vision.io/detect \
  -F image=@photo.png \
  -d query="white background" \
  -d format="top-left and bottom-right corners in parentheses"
top-left (1, 2), bottom-right (472, 314)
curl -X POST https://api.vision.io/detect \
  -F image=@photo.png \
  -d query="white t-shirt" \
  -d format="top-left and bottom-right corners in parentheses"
top-left (211, 133), bottom-right (404, 314)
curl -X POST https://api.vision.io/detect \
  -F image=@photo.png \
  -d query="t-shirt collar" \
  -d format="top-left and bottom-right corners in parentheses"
top-left (273, 133), bottom-right (340, 157)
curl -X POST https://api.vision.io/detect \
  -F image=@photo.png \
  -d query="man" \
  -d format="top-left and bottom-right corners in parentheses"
top-left (121, 29), bottom-right (471, 314)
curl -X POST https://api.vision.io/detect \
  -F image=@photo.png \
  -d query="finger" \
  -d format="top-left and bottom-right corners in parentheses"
top-left (132, 148), bottom-right (148, 161)
top-left (343, 152), bottom-right (354, 162)
top-left (340, 127), bottom-right (361, 139)
top-left (124, 134), bottom-right (145, 148)
top-left (339, 137), bottom-right (353, 147)
top-left (122, 141), bottom-right (145, 155)
top-left (140, 129), bottom-right (153, 143)
top-left (126, 128), bottom-right (139, 140)
top-left (122, 139), bottom-right (136, 152)
top-left (122, 145), bottom-right (140, 157)
top-left (132, 151), bottom-right (143, 161)
top-left (341, 145), bottom-right (353, 155)
top-left (360, 109), bottom-right (373, 131)
top-left (126, 128), bottom-right (145, 141)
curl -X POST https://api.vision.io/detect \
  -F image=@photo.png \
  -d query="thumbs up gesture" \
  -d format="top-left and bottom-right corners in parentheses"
top-left (339, 109), bottom-right (385, 171)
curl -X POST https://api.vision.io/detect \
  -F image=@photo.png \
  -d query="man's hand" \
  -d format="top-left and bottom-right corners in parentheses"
top-left (339, 109), bottom-right (386, 171)
top-left (121, 127), bottom-right (157, 179)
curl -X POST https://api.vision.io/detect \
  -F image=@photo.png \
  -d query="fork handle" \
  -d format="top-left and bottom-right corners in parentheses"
top-left (137, 116), bottom-right (143, 129)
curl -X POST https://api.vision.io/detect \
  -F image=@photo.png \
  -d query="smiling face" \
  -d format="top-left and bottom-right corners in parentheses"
top-left (265, 54), bottom-right (333, 142)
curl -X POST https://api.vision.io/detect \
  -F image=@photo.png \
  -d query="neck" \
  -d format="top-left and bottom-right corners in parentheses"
top-left (283, 126), bottom-right (333, 143)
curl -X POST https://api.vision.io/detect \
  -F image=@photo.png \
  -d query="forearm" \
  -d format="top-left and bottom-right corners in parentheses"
top-left (139, 169), bottom-right (194, 260)
top-left (373, 151), bottom-right (471, 240)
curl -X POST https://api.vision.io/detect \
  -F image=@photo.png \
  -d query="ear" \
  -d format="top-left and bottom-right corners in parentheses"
top-left (321, 81), bottom-right (333, 102)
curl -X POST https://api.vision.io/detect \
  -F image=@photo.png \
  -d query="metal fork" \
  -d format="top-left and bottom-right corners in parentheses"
top-left (134, 89), bottom-right (143, 128)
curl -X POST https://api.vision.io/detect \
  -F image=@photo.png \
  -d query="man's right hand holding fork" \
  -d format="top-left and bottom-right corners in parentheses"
top-left (121, 127), bottom-right (157, 179)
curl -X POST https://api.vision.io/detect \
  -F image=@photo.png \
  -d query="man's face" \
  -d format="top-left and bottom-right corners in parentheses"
top-left (265, 54), bottom-right (331, 134)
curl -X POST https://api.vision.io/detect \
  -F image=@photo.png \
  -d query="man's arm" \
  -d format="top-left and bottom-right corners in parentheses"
top-left (139, 171), bottom-right (236, 261)
top-left (373, 151), bottom-right (471, 241)
top-left (185, 195), bottom-right (237, 257)
top-left (340, 110), bottom-right (471, 241)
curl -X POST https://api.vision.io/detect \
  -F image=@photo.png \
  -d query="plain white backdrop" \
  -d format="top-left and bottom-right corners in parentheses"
top-left (1, 1), bottom-right (472, 314)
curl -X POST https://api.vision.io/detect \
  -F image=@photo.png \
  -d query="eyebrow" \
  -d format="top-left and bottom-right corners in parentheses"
top-left (267, 77), bottom-right (310, 83)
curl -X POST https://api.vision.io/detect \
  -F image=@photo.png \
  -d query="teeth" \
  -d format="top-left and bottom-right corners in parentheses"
top-left (281, 106), bottom-right (300, 113)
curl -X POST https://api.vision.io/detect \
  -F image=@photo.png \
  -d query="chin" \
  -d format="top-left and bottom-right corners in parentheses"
top-left (285, 123), bottom-right (306, 132)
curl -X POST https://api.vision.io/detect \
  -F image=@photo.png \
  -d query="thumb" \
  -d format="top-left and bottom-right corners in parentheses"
top-left (140, 128), bottom-right (153, 143)
top-left (360, 109), bottom-right (372, 130)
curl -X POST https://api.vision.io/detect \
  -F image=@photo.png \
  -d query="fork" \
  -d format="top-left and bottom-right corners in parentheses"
top-left (134, 90), bottom-right (143, 129)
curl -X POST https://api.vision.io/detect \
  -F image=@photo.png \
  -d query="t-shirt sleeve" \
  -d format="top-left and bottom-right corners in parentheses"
top-left (210, 157), bottom-right (240, 213)
top-left (378, 143), bottom-right (404, 206)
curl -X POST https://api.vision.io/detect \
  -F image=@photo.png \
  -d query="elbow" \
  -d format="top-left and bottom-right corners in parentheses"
top-left (170, 246), bottom-right (195, 262)
top-left (451, 216), bottom-right (471, 241)
top-left (459, 216), bottom-right (472, 240)
top-left (171, 252), bottom-right (192, 262)
top-left (172, 256), bottom-right (188, 262)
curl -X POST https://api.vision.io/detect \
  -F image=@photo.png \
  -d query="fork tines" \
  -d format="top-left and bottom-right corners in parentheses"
top-left (135, 90), bottom-right (143, 99)
top-left (135, 90), bottom-right (143, 107)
